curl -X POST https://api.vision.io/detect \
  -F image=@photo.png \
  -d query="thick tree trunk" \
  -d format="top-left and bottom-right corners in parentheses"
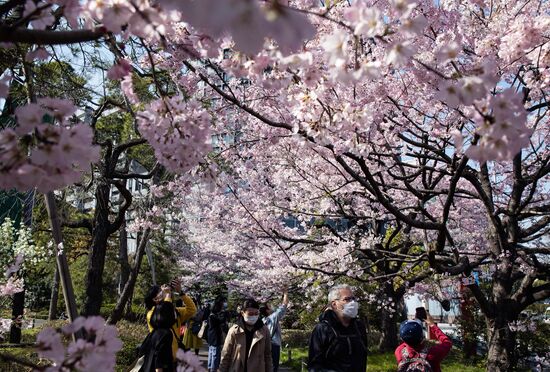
top-left (9, 289), bottom-right (24, 343)
top-left (377, 283), bottom-right (401, 351)
top-left (82, 183), bottom-right (110, 316)
top-left (486, 315), bottom-right (517, 371)
top-left (47, 266), bottom-right (60, 320)
top-left (108, 229), bottom-right (151, 325)
top-left (459, 284), bottom-right (477, 359)
top-left (378, 305), bottom-right (399, 351)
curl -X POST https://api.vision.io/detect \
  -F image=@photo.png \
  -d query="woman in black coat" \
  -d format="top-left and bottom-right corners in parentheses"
top-left (141, 301), bottom-right (177, 372)
top-left (207, 297), bottom-right (228, 372)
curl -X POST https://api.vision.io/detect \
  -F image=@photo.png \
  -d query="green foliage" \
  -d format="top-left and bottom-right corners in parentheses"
top-left (0, 346), bottom-right (42, 371)
top-left (0, 217), bottom-right (51, 271)
top-left (280, 347), bottom-right (487, 372)
top-left (0, 216), bottom-right (54, 311)
top-left (114, 320), bottom-right (148, 371)
top-left (281, 329), bottom-right (310, 348)
top-left (10, 61), bottom-right (91, 105)
top-left (29, 196), bottom-right (92, 313)
top-left (133, 232), bottom-right (182, 307)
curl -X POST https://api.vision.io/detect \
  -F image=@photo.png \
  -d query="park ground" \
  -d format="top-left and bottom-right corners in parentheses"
top-left (0, 318), bottom-right (496, 372)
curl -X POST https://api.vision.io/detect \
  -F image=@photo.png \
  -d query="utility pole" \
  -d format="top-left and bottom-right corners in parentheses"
top-left (44, 192), bottom-right (81, 340)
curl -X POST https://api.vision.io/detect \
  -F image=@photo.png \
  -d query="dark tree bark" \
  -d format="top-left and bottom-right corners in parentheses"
top-left (82, 182), bottom-right (111, 316)
top-left (8, 289), bottom-right (24, 343)
top-left (459, 285), bottom-right (477, 359)
top-left (108, 228), bottom-right (151, 324)
top-left (378, 303), bottom-right (398, 352)
top-left (118, 181), bottom-right (130, 296)
top-left (377, 282), bottom-right (404, 352)
top-left (486, 314), bottom-right (518, 372)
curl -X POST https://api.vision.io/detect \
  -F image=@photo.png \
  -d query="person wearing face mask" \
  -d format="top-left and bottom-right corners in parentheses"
top-left (219, 298), bottom-right (273, 372)
top-left (307, 284), bottom-right (368, 372)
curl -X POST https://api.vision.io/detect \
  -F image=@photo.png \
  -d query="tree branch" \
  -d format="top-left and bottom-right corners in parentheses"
top-left (108, 180), bottom-right (132, 235)
top-left (0, 26), bottom-right (106, 44)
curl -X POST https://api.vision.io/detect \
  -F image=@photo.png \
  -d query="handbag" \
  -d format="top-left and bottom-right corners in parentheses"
top-left (127, 331), bottom-right (154, 372)
top-left (171, 327), bottom-right (186, 350)
top-left (127, 355), bottom-right (145, 372)
top-left (197, 320), bottom-right (208, 339)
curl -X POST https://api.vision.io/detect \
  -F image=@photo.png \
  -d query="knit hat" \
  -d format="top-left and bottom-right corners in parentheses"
top-left (400, 320), bottom-right (424, 345)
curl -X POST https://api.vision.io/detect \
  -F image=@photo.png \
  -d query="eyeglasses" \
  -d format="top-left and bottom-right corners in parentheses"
top-left (337, 296), bottom-right (356, 303)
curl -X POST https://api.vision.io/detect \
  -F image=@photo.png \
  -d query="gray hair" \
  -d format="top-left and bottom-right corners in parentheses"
top-left (327, 284), bottom-right (354, 303)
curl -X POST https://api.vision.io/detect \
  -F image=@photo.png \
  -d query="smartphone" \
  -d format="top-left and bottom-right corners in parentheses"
top-left (415, 306), bottom-right (427, 321)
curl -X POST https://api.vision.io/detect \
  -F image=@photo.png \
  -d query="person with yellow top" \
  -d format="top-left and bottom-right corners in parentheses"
top-left (144, 279), bottom-right (197, 360)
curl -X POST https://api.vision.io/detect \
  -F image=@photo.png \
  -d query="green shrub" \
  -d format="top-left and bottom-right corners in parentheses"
top-left (281, 327), bottom-right (383, 351)
top-left (281, 329), bottom-right (310, 348)
top-left (115, 320), bottom-right (148, 371)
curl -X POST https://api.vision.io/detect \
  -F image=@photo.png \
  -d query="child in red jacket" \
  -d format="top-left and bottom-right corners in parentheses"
top-left (395, 314), bottom-right (452, 372)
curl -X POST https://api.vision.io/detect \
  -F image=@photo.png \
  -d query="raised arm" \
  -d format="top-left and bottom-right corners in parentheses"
top-left (176, 294), bottom-right (197, 323)
top-left (426, 315), bottom-right (452, 360)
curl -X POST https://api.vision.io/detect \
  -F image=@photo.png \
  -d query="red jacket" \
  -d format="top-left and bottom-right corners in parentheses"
top-left (395, 324), bottom-right (452, 372)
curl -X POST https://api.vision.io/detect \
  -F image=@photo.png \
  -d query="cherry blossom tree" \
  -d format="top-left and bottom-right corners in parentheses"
top-left (1, 0), bottom-right (549, 370)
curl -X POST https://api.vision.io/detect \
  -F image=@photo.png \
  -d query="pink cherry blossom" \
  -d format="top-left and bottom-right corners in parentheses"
top-left (25, 47), bottom-right (50, 62)
top-left (121, 75), bottom-right (138, 104)
top-left (106, 58), bottom-right (133, 80)
top-left (137, 96), bottom-right (212, 174)
top-left (436, 41), bottom-right (461, 63)
top-left (322, 30), bottom-right (349, 66)
top-left (386, 40), bottom-right (416, 66)
top-left (36, 328), bottom-right (65, 365)
top-left (37, 316), bottom-right (122, 371)
top-left (345, 5), bottom-right (385, 38)
top-left (5, 254), bottom-right (24, 277)
top-left (0, 276), bottom-right (24, 296)
top-left (14, 104), bottom-right (45, 135)
top-left (24, 1), bottom-right (55, 30)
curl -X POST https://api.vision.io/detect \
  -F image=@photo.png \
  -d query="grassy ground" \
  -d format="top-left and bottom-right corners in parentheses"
top-left (280, 347), bottom-right (487, 372)
top-left (0, 319), bottom-right (147, 372)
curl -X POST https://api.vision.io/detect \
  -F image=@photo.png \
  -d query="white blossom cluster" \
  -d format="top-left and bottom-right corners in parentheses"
top-left (0, 218), bottom-right (51, 271)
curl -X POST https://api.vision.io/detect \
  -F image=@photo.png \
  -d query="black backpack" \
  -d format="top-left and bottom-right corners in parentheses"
top-left (191, 308), bottom-right (205, 335)
top-left (321, 319), bottom-right (367, 369)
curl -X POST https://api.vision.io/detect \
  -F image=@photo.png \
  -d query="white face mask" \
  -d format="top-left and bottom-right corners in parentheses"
top-left (244, 315), bottom-right (259, 325)
top-left (342, 301), bottom-right (359, 318)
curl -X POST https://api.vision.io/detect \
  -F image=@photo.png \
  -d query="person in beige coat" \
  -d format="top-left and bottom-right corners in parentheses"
top-left (219, 298), bottom-right (273, 372)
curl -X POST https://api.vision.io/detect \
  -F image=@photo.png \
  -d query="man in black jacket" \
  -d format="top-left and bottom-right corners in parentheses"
top-left (308, 285), bottom-right (368, 372)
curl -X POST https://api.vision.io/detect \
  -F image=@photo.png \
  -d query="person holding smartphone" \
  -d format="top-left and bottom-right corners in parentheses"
top-left (144, 279), bottom-right (197, 361)
top-left (395, 310), bottom-right (452, 372)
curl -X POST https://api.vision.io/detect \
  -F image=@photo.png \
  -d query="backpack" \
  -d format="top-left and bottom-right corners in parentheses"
top-left (397, 346), bottom-right (433, 372)
top-left (321, 319), bottom-right (367, 368)
top-left (191, 319), bottom-right (202, 335)
top-left (191, 308), bottom-right (205, 335)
